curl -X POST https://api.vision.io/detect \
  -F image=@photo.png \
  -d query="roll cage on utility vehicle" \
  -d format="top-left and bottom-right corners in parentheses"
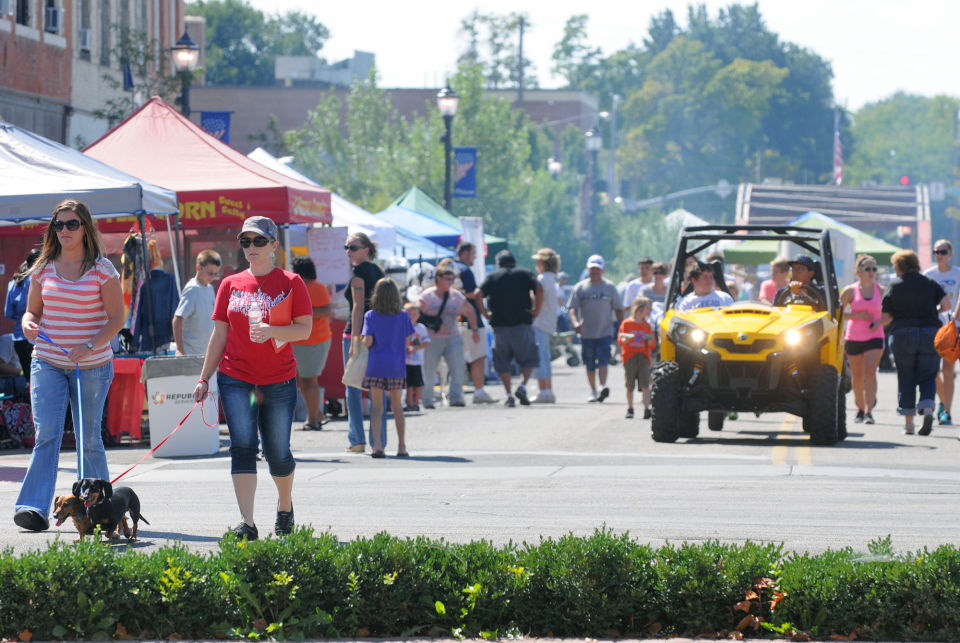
top-left (651, 225), bottom-right (849, 445)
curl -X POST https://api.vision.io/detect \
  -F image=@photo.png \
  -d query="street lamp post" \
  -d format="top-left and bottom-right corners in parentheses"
top-left (171, 27), bottom-right (200, 117)
top-left (436, 84), bottom-right (460, 211)
top-left (585, 126), bottom-right (602, 254)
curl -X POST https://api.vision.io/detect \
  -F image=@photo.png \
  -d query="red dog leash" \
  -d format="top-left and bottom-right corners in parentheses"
top-left (110, 398), bottom-right (219, 484)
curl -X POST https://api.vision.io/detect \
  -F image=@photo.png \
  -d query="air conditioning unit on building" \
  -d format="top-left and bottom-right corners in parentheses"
top-left (45, 7), bottom-right (61, 33)
top-left (0, 0), bottom-right (13, 16)
top-left (78, 27), bottom-right (91, 51)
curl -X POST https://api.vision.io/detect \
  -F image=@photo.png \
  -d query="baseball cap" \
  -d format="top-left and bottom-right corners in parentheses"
top-left (586, 254), bottom-right (605, 270)
top-left (237, 216), bottom-right (279, 240)
top-left (790, 254), bottom-right (817, 270)
top-left (637, 257), bottom-right (653, 265)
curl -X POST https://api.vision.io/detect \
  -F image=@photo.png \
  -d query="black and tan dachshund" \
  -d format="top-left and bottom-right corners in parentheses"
top-left (72, 478), bottom-right (150, 541)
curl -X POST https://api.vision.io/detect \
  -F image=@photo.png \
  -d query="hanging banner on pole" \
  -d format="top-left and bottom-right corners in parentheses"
top-left (453, 146), bottom-right (477, 198)
top-left (200, 111), bottom-right (233, 144)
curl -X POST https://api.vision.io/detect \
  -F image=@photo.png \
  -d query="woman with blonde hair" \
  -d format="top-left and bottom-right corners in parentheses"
top-left (840, 255), bottom-right (885, 424)
top-left (14, 199), bottom-right (125, 532)
top-left (343, 232), bottom-right (386, 452)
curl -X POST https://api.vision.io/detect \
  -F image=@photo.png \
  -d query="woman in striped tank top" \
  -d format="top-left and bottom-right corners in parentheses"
top-left (13, 200), bottom-right (124, 532)
top-left (840, 255), bottom-right (886, 425)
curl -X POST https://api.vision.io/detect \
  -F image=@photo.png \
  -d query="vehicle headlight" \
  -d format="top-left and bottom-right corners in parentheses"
top-left (782, 319), bottom-right (823, 349)
top-left (669, 318), bottom-right (708, 348)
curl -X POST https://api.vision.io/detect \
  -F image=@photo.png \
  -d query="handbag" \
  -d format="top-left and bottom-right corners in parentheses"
top-left (418, 290), bottom-right (450, 332)
top-left (341, 342), bottom-right (369, 390)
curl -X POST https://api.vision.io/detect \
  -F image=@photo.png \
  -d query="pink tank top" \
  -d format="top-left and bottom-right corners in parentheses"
top-left (845, 282), bottom-right (884, 342)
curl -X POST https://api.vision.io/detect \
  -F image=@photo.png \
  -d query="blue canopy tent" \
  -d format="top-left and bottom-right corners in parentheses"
top-left (376, 204), bottom-right (462, 248)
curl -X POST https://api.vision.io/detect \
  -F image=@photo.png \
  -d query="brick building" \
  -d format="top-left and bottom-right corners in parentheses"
top-left (0, 0), bottom-right (185, 145)
top-left (191, 86), bottom-right (599, 155)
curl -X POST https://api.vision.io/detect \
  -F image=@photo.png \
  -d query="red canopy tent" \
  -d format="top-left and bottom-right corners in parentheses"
top-left (83, 96), bottom-right (331, 232)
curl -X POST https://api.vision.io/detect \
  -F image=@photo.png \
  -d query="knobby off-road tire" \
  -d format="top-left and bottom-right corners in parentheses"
top-left (650, 361), bottom-right (700, 442)
top-left (708, 411), bottom-right (725, 431)
top-left (803, 364), bottom-right (840, 445)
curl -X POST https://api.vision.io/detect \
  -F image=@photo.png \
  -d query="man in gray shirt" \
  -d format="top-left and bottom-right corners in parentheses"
top-left (568, 254), bottom-right (623, 402)
top-left (173, 249), bottom-right (221, 355)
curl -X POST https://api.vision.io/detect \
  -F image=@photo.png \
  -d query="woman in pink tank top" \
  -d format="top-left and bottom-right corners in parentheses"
top-left (840, 255), bottom-right (886, 424)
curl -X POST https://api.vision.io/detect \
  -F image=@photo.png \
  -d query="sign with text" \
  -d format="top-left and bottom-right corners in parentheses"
top-left (306, 226), bottom-right (351, 285)
top-left (453, 146), bottom-right (477, 198)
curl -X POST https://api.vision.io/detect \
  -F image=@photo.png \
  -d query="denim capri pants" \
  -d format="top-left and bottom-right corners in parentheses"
top-left (217, 371), bottom-right (297, 476)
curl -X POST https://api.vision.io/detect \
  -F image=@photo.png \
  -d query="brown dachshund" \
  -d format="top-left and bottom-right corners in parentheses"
top-left (52, 494), bottom-right (94, 541)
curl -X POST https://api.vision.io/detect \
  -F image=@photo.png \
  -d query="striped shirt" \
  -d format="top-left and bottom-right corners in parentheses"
top-left (33, 257), bottom-right (118, 368)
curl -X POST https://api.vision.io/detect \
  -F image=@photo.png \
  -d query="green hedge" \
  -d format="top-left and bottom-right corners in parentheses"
top-left (1, 529), bottom-right (959, 641)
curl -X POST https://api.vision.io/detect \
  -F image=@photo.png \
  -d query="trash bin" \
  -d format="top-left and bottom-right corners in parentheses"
top-left (141, 355), bottom-right (220, 457)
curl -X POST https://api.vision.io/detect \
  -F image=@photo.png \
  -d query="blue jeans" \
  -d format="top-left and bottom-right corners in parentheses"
top-left (217, 372), bottom-right (297, 476)
top-left (888, 326), bottom-right (940, 415)
top-left (342, 337), bottom-right (387, 448)
top-left (533, 327), bottom-right (553, 380)
top-left (15, 358), bottom-right (113, 520)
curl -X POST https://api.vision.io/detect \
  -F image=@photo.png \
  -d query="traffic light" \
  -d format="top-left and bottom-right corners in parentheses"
top-left (900, 175), bottom-right (910, 185)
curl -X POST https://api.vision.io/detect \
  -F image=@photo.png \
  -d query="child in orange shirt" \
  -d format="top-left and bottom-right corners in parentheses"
top-left (618, 296), bottom-right (657, 419)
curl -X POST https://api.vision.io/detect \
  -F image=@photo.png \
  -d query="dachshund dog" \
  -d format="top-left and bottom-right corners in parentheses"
top-left (72, 478), bottom-right (150, 541)
top-left (52, 494), bottom-right (94, 541)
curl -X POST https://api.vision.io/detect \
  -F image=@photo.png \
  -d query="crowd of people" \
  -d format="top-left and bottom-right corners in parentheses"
top-left (6, 201), bottom-right (960, 538)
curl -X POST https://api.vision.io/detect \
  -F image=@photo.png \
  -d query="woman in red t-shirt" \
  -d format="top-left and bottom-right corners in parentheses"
top-left (193, 216), bottom-right (312, 541)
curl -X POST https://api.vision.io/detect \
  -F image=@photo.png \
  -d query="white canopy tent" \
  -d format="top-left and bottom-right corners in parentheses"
top-left (0, 121), bottom-right (179, 223)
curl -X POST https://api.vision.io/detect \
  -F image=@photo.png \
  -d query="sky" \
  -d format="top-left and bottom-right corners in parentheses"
top-left (244, 0), bottom-right (960, 111)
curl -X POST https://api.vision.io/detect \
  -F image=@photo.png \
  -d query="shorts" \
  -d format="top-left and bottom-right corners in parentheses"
top-left (844, 337), bottom-right (884, 356)
top-left (293, 339), bottom-right (331, 378)
top-left (624, 353), bottom-right (651, 390)
top-left (405, 364), bottom-right (424, 388)
top-left (461, 324), bottom-right (489, 363)
top-left (581, 336), bottom-right (613, 371)
top-left (491, 324), bottom-right (540, 374)
top-left (361, 376), bottom-right (406, 391)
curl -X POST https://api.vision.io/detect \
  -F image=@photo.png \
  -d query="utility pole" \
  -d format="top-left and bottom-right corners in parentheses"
top-left (516, 14), bottom-right (526, 109)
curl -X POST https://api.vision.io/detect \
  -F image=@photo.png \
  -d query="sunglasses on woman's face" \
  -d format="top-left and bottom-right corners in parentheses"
top-left (239, 236), bottom-right (271, 248)
top-left (51, 219), bottom-right (82, 232)
top-left (935, 249), bottom-right (951, 256)
top-left (861, 266), bottom-right (878, 272)
top-left (344, 244), bottom-right (363, 252)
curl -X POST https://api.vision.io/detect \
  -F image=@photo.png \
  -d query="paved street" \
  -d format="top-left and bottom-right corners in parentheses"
top-left (1, 359), bottom-right (959, 556)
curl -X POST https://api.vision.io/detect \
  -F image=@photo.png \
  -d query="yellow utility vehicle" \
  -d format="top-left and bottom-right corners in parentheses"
top-left (651, 225), bottom-right (850, 445)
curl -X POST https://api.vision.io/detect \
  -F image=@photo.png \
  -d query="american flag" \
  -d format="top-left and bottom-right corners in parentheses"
top-left (833, 109), bottom-right (843, 186)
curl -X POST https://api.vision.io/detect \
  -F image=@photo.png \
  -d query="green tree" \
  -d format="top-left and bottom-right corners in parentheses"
top-left (93, 25), bottom-right (182, 127)
top-left (457, 12), bottom-right (537, 90)
top-left (186, 0), bottom-right (329, 86)
top-left (551, 15), bottom-right (602, 89)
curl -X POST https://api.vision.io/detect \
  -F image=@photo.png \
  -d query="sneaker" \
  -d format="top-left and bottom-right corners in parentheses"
top-left (532, 392), bottom-right (555, 403)
top-left (233, 521), bottom-right (259, 541)
top-left (587, 392), bottom-right (600, 403)
top-left (345, 444), bottom-right (365, 453)
top-left (643, 408), bottom-right (652, 420)
top-left (597, 387), bottom-right (610, 402)
top-left (473, 389), bottom-right (497, 404)
top-left (515, 385), bottom-right (530, 406)
top-left (863, 411), bottom-right (875, 425)
top-left (275, 505), bottom-right (294, 536)
top-left (938, 402), bottom-right (946, 417)
top-left (625, 407), bottom-right (634, 419)
top-left (13, 509), bottom-right (48, 532)
top-left (939, 410), bottom-right (952, 426)
top-left (904, 424), bottom-right (915, 435)
top-left (854, 409), bottom-right (864, 423)
top-left (919, 412), bottom-right (935, 436)
top-left (448, 400), bottom-right (466, 407)
top-left (504, 395), bottom-right (516, 408)
top-left (423, 402), bottom-right (436, 410)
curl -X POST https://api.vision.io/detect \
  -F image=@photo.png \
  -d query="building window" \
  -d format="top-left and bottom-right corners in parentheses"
top-left (118, 0), bottom-right (129, 30)
top-left (44, 0), bottom-right (60, 34)
top-left (99, 0), bottom-right (111, 65)
top-left (78, 0), bottom-right (92, 55)
top-left (15, 0), bottom-right (29, 26)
